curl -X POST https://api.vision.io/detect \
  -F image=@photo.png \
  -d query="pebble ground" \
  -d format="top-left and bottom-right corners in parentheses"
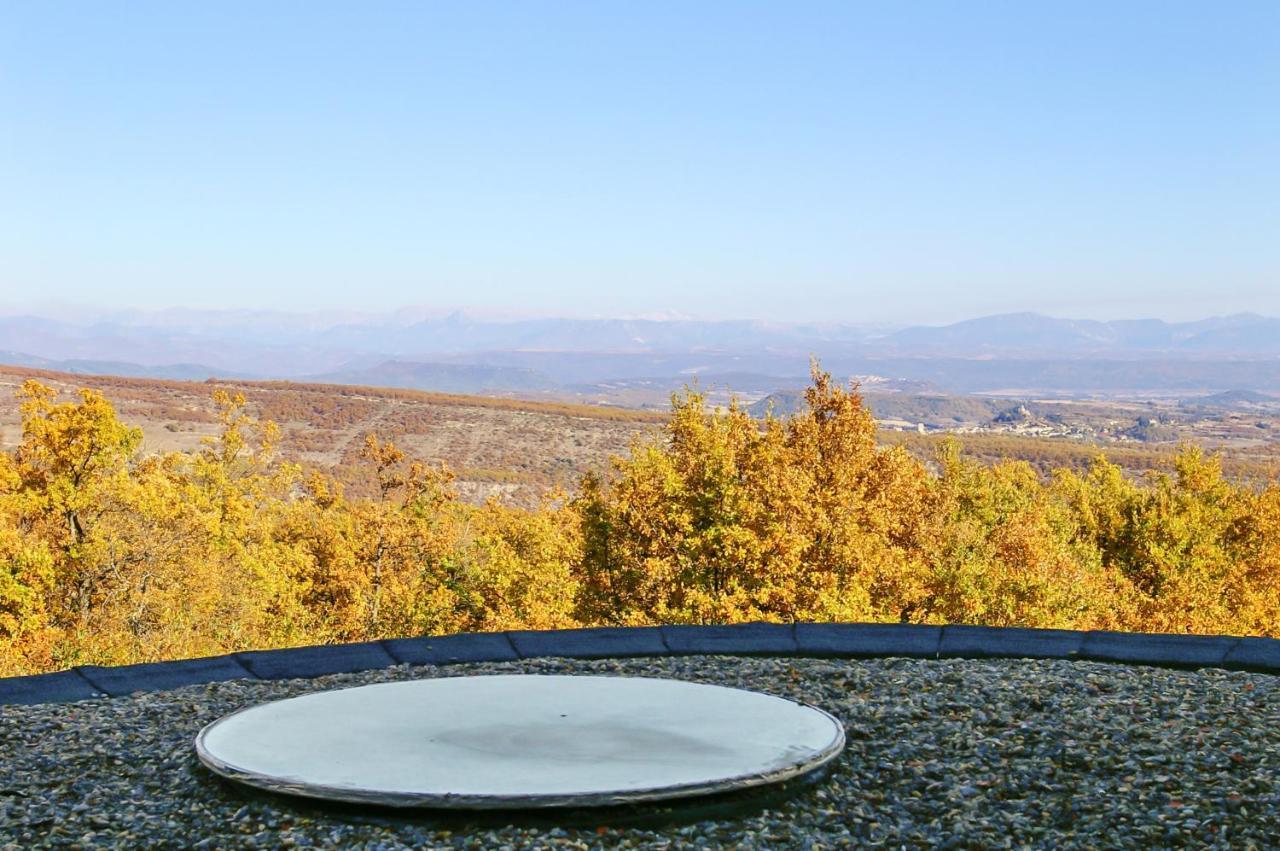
top-left (2, 655), bottom-right (1278, 849)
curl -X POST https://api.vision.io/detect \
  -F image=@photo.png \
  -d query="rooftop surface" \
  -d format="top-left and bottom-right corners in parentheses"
top-left (2, 624), bottom-right (1279, 847)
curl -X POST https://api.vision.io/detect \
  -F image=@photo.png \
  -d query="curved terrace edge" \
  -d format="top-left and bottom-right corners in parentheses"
top-left (3, 622), bottom-right (1279, 706)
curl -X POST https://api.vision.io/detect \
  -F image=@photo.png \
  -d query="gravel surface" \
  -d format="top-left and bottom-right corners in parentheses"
top-left (2, 655), bottom-right (1278, 849)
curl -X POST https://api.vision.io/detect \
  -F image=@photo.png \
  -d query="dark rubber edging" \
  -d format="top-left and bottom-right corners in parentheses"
top-left (3, 623), bottom-right (1278, 706)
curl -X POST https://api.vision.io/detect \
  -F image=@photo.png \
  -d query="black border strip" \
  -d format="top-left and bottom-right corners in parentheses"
top-left (3, 623), bottom-right (1277, 706)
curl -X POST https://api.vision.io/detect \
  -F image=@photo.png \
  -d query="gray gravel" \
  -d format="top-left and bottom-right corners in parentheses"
top-left (2, 655), bottom-right (1278, 849)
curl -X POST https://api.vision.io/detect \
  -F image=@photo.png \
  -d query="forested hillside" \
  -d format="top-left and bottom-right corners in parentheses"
top-left (0, 366), bottom-right (663, 508)
top-left (4, 366), bottom-right (1278, 511)
top-left (3, 369), bottom-right (1278, 676)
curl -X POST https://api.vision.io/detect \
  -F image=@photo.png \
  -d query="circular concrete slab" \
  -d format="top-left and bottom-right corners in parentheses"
top-left (195, 675), bottom-right (845, 809)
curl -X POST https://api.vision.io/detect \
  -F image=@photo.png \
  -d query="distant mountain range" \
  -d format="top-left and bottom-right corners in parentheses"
top-left (2, 309), bottom-right (1278, 398)
top-left (311, 360), bottom-right (558, 394)
top-left (0, 350), bottom-right (240, 381)
top-left (879, 312), bottom-right (1280, 357)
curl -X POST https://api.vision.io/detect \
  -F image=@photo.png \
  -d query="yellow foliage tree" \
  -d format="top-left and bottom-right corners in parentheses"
top-left (2, 369), bottom-right (1279, 678)
top-left (575, 366), bottom-right (936, 625)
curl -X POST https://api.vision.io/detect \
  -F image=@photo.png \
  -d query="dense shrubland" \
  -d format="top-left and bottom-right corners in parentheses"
top-left (2, 370), bottom-right (1278, 676)
top-left (882, 430), bottom-right (1280, 487)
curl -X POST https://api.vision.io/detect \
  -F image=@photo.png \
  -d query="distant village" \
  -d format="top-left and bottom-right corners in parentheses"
top-left (873, 394), bottom-right (1280, 451)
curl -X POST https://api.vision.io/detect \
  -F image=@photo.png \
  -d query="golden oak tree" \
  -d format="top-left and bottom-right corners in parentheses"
top-left (3, 369), bottom-right (1280, 677)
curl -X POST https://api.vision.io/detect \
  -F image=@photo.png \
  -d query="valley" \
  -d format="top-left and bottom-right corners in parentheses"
top-left (1, 365), bottom-right (1277, 512)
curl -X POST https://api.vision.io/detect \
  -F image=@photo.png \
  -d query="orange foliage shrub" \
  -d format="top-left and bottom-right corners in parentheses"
top-left (1, 368), bottom-right (1277, 676)
top-left (575, 365), bottom-right (1280, 635)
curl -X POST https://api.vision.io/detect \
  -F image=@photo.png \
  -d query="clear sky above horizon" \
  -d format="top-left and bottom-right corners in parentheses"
top-left (2, 2), bottom-right (1277, 324)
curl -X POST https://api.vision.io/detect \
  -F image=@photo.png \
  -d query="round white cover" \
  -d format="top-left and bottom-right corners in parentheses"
top-left (195, 674), bottom-right (845, 808)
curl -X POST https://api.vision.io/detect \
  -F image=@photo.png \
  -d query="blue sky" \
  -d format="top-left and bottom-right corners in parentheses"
top-left (2, 2), bottom-right (1276, 324)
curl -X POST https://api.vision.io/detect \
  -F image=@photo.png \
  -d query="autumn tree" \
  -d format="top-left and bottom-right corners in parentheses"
top-left (451, 494), bottom-right (580, 632)
top-left (574, 365), bottom-right (936, 625)
top-left (916, 444), bottom-right (1130, 629)
top-left (3, 369), bottom-right (1280, 678)
top-left (0, 450), bottom-right (57, 675)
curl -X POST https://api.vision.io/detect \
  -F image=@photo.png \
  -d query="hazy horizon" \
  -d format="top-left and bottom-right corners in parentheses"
top-left (2, 300), bottom-right (1278, 330)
